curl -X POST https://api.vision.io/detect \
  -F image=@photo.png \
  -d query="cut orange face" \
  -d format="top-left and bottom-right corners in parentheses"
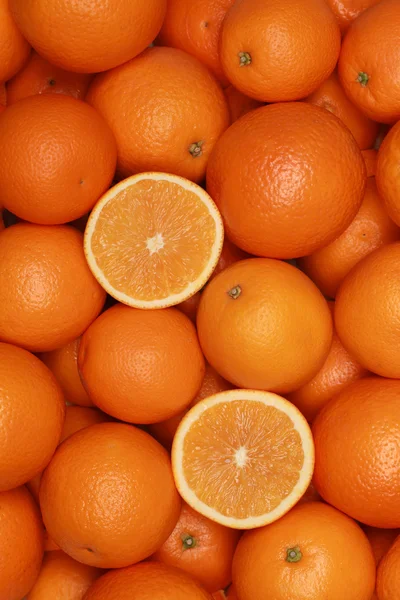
top-left (84, 173), bottom-right (224, 309)
top-left (172, 389), bottom-right (315, 529)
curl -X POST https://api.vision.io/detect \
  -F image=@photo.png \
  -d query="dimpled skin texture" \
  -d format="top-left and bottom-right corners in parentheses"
top-left (338, 0), bottom-right (400, 123)
top-left (9, 0), bottom-right (167, 73)
top-left (232, 502), bottom-right (375, 600)
top-left (335, 242), bottom-right (400, 378)
top-left (78, 304), bottom-right (205, 424)
top-left (0, 0), bottom-right (30, 84)
top-left (197, 258), bottom-right (333, 393)
top-left (0, 486), bottom-right (44, 600)
top-left (0, 224), bottom-right (106, 353)
top-left (86, 47), bottom-right (230, 182)
top-left (0, 94), bottom-right (117, 225)
top-left (376, 121), bottom-right (400, 226)
top-left (83, 562), bottom-right (213, 600)
top-left (325, 0), bottom-right (382, 32)
top-left (40, 422), bottom-right (181, 569)
top-left (313, 378), bottom-right (400, 528)
top-left (377, 535), bottom-right (400, 600)
top-left (220, 0), bottom-right (340, 103)
top-left (206, 103), bottom-right (366, 258)
top-left (0, 342), bottom-right (65, 492)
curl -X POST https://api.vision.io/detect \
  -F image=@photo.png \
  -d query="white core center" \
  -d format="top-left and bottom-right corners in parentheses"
top-left (235, 446), bottom-right (248, 468)
top-left (146, 233), bottom-right (164, 255)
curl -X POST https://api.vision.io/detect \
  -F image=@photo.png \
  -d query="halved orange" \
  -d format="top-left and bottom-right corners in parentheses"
top-left (84, 173), bottom-right (224, 309)
top-left (172, 389), bottom-right (315, 530)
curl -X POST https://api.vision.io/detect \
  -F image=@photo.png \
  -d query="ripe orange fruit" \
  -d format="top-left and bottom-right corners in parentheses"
top-left (377, 534), bottom-right (400, 600)
top-left (9, 0), bottom-right (167, 73)
top-left (86, 47), bottom-right (230, 182)
top-left (6, 51), bottom-right (94, 105)
top-left (362, 149), bottom-right (378, 177)
top-left (338, 0), bottom-right (400, 123)
top-left (79, 304), bottom-right (205, 424)
top-left (0, 0), bottom-right (30, 83)
top-left (220, 0), bottom-right (340, 102)
top-left (84, 562), bottom-right (213, 600)
top-left (0, 83), bottom-right (5, 105)
top-left (364, 526), bottom-right (399, 565)
top-left (0, 224), bottom-right (106, 352)
top-left (40, 422), bottom-right (181, 568)
top-left (207, 103), bottom-right (366, 258)
top-left (232, 502), bottom-right (375, 600)
top-left (298, 480), bottom-right (322, 504)
top-left (197, 258), bottom-right (332, 393)
top-left (299, 178), bottom-right (400, 299)
top-left (177, 292), bottom-right (202, 323)
top-left (376, 120), bottom-right (400, 226)
top-left (172, 389), bottom-right (314, 529)
top-left (0, 486), bottom-right (44, 600)
top-left (0, 342), bottom-right (65, 492)
top-left (313, 377), bottom-right (400, 528)
top-left (325, 0), bottom-right (382, 32)
top-left (335, 242), bottom-right (400, 377)
top-left (84, 173), bottom-right (224, 308)
top-left (227, 587), bottom-right (237, 599)
top-left (0, 94), bottom-right (117, 225)
top-left (26, 550), bottom-right (102, 600)
top-left (224, 85), bottom-right (263, 122)
top-left (153, 502), bottom-right (241, 592)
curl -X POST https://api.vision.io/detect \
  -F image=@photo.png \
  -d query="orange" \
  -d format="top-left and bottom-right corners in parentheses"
top-left (0, 94), bottom-right (117, 225)
top-left (86, 47), bottom-right (230, 182)
top-left (83, 562), bottom-right (213, 600)
top-left (40, 422), bottom-right (181, 568)
top-left (232, 502), bottom-right (375, 600)
top-left (44, 532), bottom-right (60, 553)
top-left (227, 587), bottom-right (238, 599)
top-left (298, 480), bottom-right (322, 504)
top-left (325, 0), bottom-right (382, 32)
top-left (9, 0), bottom-right (166, 73)
top-left (206, 102), bottom-right (366, 258)
top-left (220, 0), bottom-right (340, 102)
top-left (364, 527), bottom-right (399, 565)
top-left (0, 0), bottom-right (30, 83)
top-left (338, 0), bottom-right (400, 123)
top-left (376, 120), bottom-right (400, 226)
top-left (0, 83), bottom-right (6, 105)
top-left (26, 550), bottom-right (102, 600)
top-left (377, 534), bottom-right (400, 600)
top-left (313, 377), bottom-right (400, 528)
top-left (157, 0), bottom-right (235, 85)
top-left (172, 389), bottom-right (314, 529)
top-left (299, 178), bottom-right (400, 299)
top-left (0, 224), bottom-right (106, 352)
top-left (225, 85), bottom-right (263, 122)
top-left (40, 338), bottom-right (93, 407)
top-left (304, 70), bottom-right (379, 150)
top-left (335, 242), bottom-right (400, 378)
top-left (197, 258), bottom-right (332, 393)
top-left (0, 486), bottom-right (44, 600)
top-left (153, 502), bottom-right (241, 592)
top-left (79, 305), bottom-right (205, 424)
top-left (0, 342), bottom-right (65, 492)
top-left (362, 149), bottom-right (378, 177)
top-left (177, 292), bottom-right (202, 323)
top-left (6, 51), bottom-right (94, 105)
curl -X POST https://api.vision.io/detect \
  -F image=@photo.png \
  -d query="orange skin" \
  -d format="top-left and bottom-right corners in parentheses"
top-left (40, 422), bottom-right (181, 569)
top-left (0, 0), bottom-right (30, 83)
top-left (377, 535), bottom-right (400, 600)
top-left (233, 502), bottom-right (375, 600)
top-left (338, 0), bottom-right (400, 123)
top-left (6, 51), bottom-right (94, 104)
top-left (335, 242), bottom-right (400, 378)
top-left (363, 527), bottom-right (399, 566)
top-left (0, 486), bottom-right (44, 600)
top-left (227, 587), bottom-right (238, 599)
top-left (177, 292), bottom-right (202, 324)
top-left (299, 178), bottom-right (400, 299)
top-left (0, 94), bottom-right (117, 225)
top-left (225, 85), bottom-right (263, 122)
top-left (197, 258), bottom-right (333, 393)
top-left (376, 120), bottom-right (400, 226)
top-left (0, 224), bottom-right (106, 353)
top-left (304, 71), bottom-right (379, 150)
top-left (0, 83), bottom-right (6, 105)
top-left (362, 149), bottom-right (378, 177)
top-left (325, 0), bottom-right (382, 32)
top-left (298, 481), bottom-right (322, 504)
top-left (207, 102), bottom-right (366, 259)
top-left (9, 0), bottom-right (166, 73)
top-left (313, 377), bottom-right (400, 528)
top-left (86, 46), bottom-right (230, 183)
top-left (220, 0), bottom-right (340, 102)
top-left (153, 502), bottom-right (241, 592)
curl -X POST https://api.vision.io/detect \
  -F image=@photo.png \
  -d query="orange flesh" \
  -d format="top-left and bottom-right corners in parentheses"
top-left (90, 179), bottom-right (218, 301)
top-left (182, 400), bottom-right (304, 519)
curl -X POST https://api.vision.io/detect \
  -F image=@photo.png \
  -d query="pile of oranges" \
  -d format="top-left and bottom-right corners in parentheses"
top-left (1, 0), bottom-right (400, 599)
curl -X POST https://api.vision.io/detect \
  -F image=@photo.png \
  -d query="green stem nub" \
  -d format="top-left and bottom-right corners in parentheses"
top-left (357, 72), bottom-right (369, 87)
top-left (189, 140), bottom-right (205, 158)
top-left (239, 52), bottom-right (252, 67)
top-left (227, 285), bottom-right (242, 299)
top-left (181, 533), bottom-right (197, 550)
top-left (286, 546), bottom-right (302, 563)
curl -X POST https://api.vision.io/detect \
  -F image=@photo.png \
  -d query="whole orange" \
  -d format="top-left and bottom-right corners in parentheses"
top-left (0, 0), bottom-right (30, 83)
top-left (364, 526), bottom-right (399, 565)
top-left (220, 0), bottom-right (340, 102)
top-left (232, 502), bottom-right (375, 600)
top-left (325, 0), bottom-right (382, 32)
top-left (0, 486), bottom-right (44, 600)
top-left (86, 47), bottom-right (230, 183)
top-left (224, 85), bottom-right (263, 122)
top-left (206, 102), bottom-right (366, 258)
top-left (376, 120), bottom-right (400, 226)
top-left (0, 224), bottom-right (106, 352)
top-left (197, 258), bottom-right (333, 393)
top-left (313, 377), bottom-right (400, 528)
top-left (377, 535), bottom-right (400, 600)
top-left (0, 94), bottom-right (117, 225)
top-left (9, 0), bottom-right (167, 73)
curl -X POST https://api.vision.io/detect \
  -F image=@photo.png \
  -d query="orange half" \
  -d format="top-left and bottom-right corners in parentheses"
top-left (84, 173), bottom-right (224, 309)
top-left (172, 390), bottom-right (315, 529)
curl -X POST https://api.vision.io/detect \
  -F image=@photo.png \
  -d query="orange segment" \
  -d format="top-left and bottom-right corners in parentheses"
top-left (172, 390), bottom-right (314, 529)
top-left (84, 173), bottom-right (224, 308)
